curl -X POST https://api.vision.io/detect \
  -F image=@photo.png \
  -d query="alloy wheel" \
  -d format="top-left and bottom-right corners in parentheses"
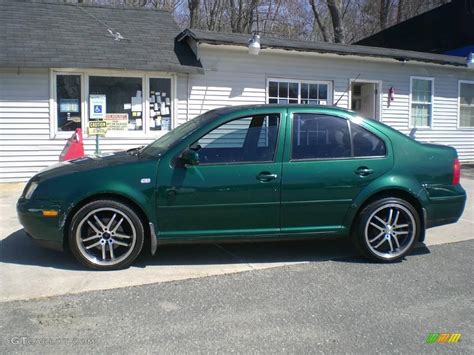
top-left (364, 203), bottom-right (416, 259)
top-left (75, 207), bottom-right (137, 266)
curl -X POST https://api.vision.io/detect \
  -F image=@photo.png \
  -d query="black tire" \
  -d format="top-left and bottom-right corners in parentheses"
top-left (351, 197), bottom-right (421, 263)
top-left (69, 199), bottom-right (145, 270)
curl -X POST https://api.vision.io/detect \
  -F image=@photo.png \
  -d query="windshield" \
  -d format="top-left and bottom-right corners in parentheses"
top-left (140, 110), bottom-right (220, 157)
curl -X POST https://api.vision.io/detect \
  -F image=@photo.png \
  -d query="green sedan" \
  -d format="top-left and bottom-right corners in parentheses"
top-left (17, 105), bottom-right (467, 270)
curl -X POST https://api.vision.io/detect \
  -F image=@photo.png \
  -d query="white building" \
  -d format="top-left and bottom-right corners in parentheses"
top-left (1, 0), bottom-right (473, 182)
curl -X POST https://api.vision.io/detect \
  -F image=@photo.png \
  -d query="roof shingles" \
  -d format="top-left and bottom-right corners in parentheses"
top-left (0, 0), bottom-right (202, 73)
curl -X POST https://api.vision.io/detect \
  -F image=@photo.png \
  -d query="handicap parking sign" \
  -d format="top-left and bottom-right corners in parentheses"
top-left (89, 95), bottom-right (106, 119)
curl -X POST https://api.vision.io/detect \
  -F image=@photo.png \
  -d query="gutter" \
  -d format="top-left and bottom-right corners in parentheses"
top-left (177, 29), bottom-right (468, 69)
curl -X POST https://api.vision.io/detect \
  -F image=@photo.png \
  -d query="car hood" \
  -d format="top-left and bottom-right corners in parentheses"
top-left (34, 150), bottom-right (155, 181)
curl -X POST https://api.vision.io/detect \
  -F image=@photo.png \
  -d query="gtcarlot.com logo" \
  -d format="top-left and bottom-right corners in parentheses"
top-left (10, 336), bottom-right (95, 346)
top-left (426, 333), bottom-right (462, 344)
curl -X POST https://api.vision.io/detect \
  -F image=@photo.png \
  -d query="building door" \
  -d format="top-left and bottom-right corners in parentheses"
top-left (350, 81), bottom-right (381, 120)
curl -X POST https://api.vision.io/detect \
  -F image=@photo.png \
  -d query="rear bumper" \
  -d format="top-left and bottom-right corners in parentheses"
top-left (424, 189), bottom-right (467, 229)
top-left (17, 198), bottom-right (64, 252)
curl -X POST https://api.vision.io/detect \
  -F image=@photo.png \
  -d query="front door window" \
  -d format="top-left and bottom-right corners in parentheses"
top-left (193, 114), bottom-right (280, 164)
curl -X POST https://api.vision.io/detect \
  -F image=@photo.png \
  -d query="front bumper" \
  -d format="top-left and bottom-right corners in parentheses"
top-left (17, 198), bottom-right (65, 252)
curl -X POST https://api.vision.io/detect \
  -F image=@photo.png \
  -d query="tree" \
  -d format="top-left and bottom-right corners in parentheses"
top-left (396, 0), bottom-right (404, 23)
top-left (229, 0), bottom-right (259, 33)
top-left (379, 0), bottom-right (394, 29)
top-left (188, 0), bottom-right (200, 28)
top-left (326, 0), bottom-right (345, 43)
top-left (63, 0), bottom-right (453, 44)
top-left (308, 0), bottom-right (331, 42)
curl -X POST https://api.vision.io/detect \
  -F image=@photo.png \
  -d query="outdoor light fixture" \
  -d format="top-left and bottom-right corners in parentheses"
top-left (248, 33), bottom-right (261, 55)
top-left (467, 52), bottom-right (474, 68)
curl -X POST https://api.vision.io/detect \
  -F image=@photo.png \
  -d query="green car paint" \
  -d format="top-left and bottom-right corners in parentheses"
top-left (17, 105), bottom-right (467, 252)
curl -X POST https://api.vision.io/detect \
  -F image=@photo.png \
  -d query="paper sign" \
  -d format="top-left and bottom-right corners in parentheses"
top-left (104, 113), bottom-right (128, 131)
top-left (60, 99), bottom-right (80, 113)
top-left (124, 103), bottom-right (131, 110)
top-left (131, 97), bottom-right (142, 112)
top-left (161, 116), bottom-right (170, 131)
top-left (89, 95), bottom-right (106, 119)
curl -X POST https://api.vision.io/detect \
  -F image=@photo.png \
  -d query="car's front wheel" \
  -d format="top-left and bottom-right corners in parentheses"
top-left (352, 197), bottom-right (421, 262)
top-left (69, 199), bottom-right (144, 270)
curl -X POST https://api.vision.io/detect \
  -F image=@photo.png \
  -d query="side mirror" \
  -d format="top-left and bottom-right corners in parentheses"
top-left (180, 148), bottom-right (200, 166)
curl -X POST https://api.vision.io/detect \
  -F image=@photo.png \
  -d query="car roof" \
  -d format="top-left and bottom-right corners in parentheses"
top-left (208, 104), bottom-right (357, 116)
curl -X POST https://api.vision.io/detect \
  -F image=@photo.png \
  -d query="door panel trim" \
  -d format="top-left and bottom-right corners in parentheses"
top-left (159, 201), bottom-right (280, 209)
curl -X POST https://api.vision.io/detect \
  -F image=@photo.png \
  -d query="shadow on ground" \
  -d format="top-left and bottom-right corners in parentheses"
top-left (0, 228), bottom-right (430, 271)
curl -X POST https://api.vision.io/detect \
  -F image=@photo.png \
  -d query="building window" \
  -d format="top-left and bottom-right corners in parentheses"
top-left (300, 83), bottom-right (328, 105)
top-left (56, 74), bottom-right (82, 131)
top-left (459, 81), bottom-right (474, 128)
top-left (89, 76), bottom-right (143, 131)
top-left (268, 80), bottom-right (331, 105)
top-left (51, 71), bottom-right (175, 137)
top-left (148, 78), bottom-right (173, 131)
top-left (410, 77), bottom-right (433, 128)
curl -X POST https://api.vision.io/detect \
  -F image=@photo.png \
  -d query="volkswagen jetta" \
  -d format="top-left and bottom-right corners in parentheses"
top-left (17, 105), bottom-right (467, 270)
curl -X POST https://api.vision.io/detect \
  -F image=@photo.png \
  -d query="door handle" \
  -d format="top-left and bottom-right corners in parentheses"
top-left (256, 171), bottom-right (278, 182)
top-left (355, 167), bottom-right (374, 176)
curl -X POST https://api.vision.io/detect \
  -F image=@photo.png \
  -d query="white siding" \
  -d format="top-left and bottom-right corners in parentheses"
top-left (186, 46), bottom-right (474, 162)
top-left (0, 68), bottom-right (190, 182)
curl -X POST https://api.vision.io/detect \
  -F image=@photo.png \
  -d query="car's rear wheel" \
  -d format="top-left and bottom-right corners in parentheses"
top-left (69, 200), bottom-right (144, 270)
top-left (352, 197), bottom-right (420, 262)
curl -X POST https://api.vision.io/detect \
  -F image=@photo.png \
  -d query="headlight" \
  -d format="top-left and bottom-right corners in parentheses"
top-left (24, 182), bottom-right (38, 199)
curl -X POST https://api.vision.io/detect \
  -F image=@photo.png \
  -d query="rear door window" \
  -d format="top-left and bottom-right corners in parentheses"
top-left (292, 113), bottom-right (351, 160)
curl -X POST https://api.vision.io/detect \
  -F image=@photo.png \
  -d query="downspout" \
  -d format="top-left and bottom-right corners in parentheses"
top-left (186, 73), bottom-right (190, 121)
